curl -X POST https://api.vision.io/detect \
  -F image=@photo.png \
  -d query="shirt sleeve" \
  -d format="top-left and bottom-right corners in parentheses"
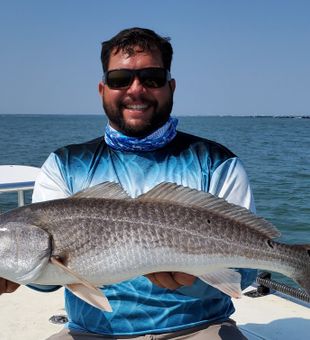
top-left (32, 152), bottom-right (71, 203)
top-left (209, 157), bottom-right (256, 213)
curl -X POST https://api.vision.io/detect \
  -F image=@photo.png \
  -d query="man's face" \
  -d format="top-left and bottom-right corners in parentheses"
top-left (99, 47), bottom-right (176, 137)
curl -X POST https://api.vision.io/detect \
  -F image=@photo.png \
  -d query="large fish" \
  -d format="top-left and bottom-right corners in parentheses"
top-left (0, 182), bottom-right (309, 312)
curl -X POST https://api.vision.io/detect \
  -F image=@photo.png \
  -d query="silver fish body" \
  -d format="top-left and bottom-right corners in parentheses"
top-left (0, 182), bottom-right (309, 298)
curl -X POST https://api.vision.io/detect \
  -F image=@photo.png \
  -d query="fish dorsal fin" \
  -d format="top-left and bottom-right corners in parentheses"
top-left (71, 181), bottom-right (130, 200)
top-left (138, 182), bottom-right (280, 239)
top-left (137, 182), bottom-right (209, 206)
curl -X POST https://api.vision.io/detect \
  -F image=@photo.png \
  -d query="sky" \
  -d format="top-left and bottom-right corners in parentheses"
top-left (0, 0), bottom-right (309, 116)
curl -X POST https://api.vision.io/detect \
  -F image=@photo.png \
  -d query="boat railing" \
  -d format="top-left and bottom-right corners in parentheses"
top-left (0, 181), bottom-right (36, 207)
top-left (0, 165), bottom-right (40, 212)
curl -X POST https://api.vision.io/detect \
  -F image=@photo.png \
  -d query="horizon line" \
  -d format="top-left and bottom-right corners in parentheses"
top-left (1, 113), bottom-right (309, 118)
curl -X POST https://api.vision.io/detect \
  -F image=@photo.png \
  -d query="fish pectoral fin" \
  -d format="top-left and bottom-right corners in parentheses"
top-left (66, 283), bottom-right (112, 312)
top-left (50, 257), bottom-right (112, 312)
top-left (199, 269), bottom-right (242, 298)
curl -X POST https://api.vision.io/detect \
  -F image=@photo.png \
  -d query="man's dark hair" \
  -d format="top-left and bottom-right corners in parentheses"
top-left (101, 27), bottom-right (173, 73)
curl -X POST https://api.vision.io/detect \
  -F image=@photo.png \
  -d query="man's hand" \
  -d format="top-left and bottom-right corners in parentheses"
top-left (0, 278), bottom-right (20, 295)
top-left (145, 272), bottom-right (196, 290)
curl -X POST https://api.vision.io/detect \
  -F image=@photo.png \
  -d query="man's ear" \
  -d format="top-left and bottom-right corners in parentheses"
top-left (169, 79), bottom-right (176, 93)
top-left (98, 81), bottom-right (105, 97)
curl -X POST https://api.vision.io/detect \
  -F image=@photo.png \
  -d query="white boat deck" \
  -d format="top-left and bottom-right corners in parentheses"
top-left (0, 285), bottom-right (309, 340)
top-left (233, 287), bottom-right (310, 339)
top-left (0, 286), bottom-right (64, 340)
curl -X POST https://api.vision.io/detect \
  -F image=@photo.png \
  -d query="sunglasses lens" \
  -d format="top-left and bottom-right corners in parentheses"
top-left (105, 68), bottom-right (169, 89)
top-left (140, 68), bottom-right (168, 88)
top-left (106, 70), bottom-right (132, 89)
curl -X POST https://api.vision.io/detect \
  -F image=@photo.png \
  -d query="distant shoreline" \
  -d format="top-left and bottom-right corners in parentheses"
top-left (1, 113), bottom-right (309, 119)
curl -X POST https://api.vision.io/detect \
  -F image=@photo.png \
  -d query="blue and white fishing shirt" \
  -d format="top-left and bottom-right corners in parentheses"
top-left (32, 128), bottom-right (257, 336)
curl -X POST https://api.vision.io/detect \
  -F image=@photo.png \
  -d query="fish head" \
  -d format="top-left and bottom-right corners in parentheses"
top-left (0, 222), bottom-right (52, 284)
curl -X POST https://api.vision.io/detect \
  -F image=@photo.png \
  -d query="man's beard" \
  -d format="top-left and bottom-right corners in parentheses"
top-left (103, 94), bottom-right (174, 138)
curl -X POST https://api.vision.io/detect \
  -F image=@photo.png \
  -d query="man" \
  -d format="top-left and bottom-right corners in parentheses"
top-left (0, 28), bottom-right (256, 339)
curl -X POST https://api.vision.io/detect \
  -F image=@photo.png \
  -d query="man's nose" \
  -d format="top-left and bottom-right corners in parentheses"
top-left (127, 76), bottom-right (145, 94)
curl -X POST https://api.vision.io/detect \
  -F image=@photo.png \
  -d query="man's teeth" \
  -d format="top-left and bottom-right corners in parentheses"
top-left (126, 104), bottom-right (149, 110)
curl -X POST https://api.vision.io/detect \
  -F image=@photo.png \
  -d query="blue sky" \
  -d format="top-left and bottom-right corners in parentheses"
top-left (0, 0), bottom-right (309, 116)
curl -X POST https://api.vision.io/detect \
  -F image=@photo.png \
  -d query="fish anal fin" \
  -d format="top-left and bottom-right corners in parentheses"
top-left (50, 257), bottom-right (112, 312)
top-left (71, 181), bottom-right (130, 200)
top-left (199, 269), bottom-right (242, 298)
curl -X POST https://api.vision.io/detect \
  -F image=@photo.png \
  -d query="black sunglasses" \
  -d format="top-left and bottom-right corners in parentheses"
top-left (104, 67), bottom-right (171, 89)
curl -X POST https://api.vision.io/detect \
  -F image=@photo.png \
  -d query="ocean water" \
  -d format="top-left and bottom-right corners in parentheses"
top-left (0, 114), bottom-right (309, 287)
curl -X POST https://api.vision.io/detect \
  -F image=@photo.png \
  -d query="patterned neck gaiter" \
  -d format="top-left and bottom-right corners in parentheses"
top-left (104, 117), bottom-right (178, 152)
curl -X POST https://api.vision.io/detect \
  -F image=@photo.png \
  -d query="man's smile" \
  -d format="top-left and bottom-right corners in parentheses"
top-left (124, 103), bottom-right (150, 111)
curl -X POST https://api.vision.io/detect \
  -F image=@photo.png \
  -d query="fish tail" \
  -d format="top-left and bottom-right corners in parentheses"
top-left (294, 245), bottom-right (310, 296)
top-left (295, 276), bottom-right (310, 297)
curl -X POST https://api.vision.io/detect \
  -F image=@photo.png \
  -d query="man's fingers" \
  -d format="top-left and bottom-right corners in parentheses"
top-left (145, 274), bottom-right (166, 288)
top-left (145, 272), bottom-right (197, 290)
top-left (6, 281), bottom-right (20, 293)
top-left (146, 272), bottom-right (181, 290)
top-left (154, 272), bottom-right (181, 290)
top-left (0, 279), bottom-right (5, 294)
top-left (172, 272), bottom-right (196, 286)
top-left (0, 278), bottom-right (20, 295)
